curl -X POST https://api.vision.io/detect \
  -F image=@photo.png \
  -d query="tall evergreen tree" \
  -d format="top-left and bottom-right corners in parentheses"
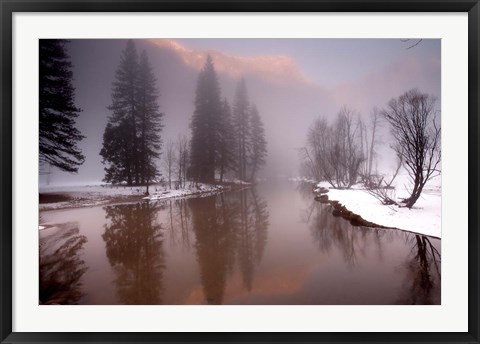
top-left (232, 79), bottom-right (250, 181)
top-left (39, 39), bottom-right (85, 173)
top-left (100, 41), bottom-right (163, 187)
top-left (190, 55), bottom-right (222, 183)
top-left (100, 40), bottom-right (139, 185)
top-left (136, 51), bottom-right (164, 193)
top-left (248, 104), bottom-right (267, 182)
top-left (216, 98), bottom-right (236, 182)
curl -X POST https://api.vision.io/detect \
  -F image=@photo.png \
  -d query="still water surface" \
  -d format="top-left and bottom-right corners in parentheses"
top-left (39, 182), bottom-right (440, 305)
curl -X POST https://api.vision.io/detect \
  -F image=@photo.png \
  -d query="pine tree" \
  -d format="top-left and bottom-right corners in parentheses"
top-left (190, 55), bottom-right (222, 183)
top-left (216, 98), bottom-right (236, 182)
top-left (248, 104), bottom-right (267, 182)
top-left (136, 50), bottom-right (164, 193)
top-left (39, 39), bottom-right (85, 173)
top-left (100, 40), bottom-right (139, 185)
top-left (232, 78), bottom-right (250, 181)
top-left (100, 41), bottom-right (163, 187)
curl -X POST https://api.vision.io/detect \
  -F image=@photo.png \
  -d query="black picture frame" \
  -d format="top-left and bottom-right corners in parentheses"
top-left (1, 1), bottom-right (479, 343)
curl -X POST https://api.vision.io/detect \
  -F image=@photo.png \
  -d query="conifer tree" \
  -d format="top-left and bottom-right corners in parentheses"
top-left (136, 50), bottom-right (164, 192)
top-left (100, 40), bottom-right (139, 185)
top-left (232, 79), bottom-right (250, 181)
top-left (100, 41), bottom-right (163, 187)
top-left (217, 98), bottom-right (236, 182)
top-left (248, 104), bottom-right (267, 182)
top-left (190, 55), bottom-right (222, 183)
top-left (39, 39), bottom-right (85, 173)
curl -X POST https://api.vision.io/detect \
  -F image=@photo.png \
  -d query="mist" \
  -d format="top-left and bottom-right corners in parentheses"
top-left (41, 38), bottom-right (440, 185)
top-left (39, 38), bottom-right (443, 306)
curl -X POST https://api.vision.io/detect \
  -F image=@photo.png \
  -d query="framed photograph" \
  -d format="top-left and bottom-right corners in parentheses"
top-left (1, 1), bottom-right (478, 343)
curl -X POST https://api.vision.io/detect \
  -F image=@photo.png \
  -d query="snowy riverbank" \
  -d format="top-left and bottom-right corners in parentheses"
top-left (311, 174), bottom-right (441, 238)
top-left (39, 182), bottom-right (249, 211)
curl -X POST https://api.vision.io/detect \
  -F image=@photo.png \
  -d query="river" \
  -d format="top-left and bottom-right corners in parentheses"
top-left (39, 182), bottom-right (440, 305)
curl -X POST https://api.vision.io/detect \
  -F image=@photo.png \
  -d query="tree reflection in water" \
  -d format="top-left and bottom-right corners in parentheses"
top-left (102, 202), bottom-right (165, 304)
top-left (236, 189), bottom-right (269, 291)
top-left (305, 191), bottom-right (441, 304)
top-left (189, 188), bottom-right (269, 304)
top-left (39, 223), bottom-right (88, 305)
top-left (396, 234), bottom-right (441, 304)
top-left (165, 198), bottom-right (193, 250)
top-left (307, 201), bottom-right (374, 267)
top-left (299, 182), bottom-right (389, 267)
top-left (189, 196), bottom-right (234, 304)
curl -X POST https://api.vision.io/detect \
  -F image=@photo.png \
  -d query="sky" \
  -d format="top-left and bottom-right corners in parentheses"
top-left (175, 38), bottom-right (440, 88)
top-left (41, 38), bottom-right (441, 185)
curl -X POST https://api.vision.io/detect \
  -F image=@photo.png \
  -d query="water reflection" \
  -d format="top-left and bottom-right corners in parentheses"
top-left (396, 235), bottom-right (441, 304)
top-left (308, 201), bottom-right (372, 267)
top-left (100, 188), bottom-right (269, 305)
top-left (165, 198), bottom-right (193, 250)
top-left (39, 223), bottom-right (88, 304)
top-left (39, 183), bottom-right (440, 305)
top-left (189, 189), bottom-right (269, 304)
top-left (236, 189), bottom-right (269, 291)
top-left (102, 202), bottom-right (165, 304)
top-left (189, 196), bottom-right (234, 304)
top-left (306, 192), bottom-right (441, 304)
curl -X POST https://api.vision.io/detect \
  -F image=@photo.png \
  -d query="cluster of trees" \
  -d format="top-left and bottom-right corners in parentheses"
top-left (100, 45), bottom-right (267, 187)
top-left (40, 40), bottom-right (268, 189)
top-left (301, 107), bottom-right (364, 189)
top-left (189, 56), bottom-right (267, 184)
top-left (163, 135), bottom-right (189, 189)
top-left (301, 88), bottom-right (441, 208)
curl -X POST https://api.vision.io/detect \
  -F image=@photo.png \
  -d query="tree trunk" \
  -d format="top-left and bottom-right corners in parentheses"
top-left (220, 164), bottom-right (224, 183)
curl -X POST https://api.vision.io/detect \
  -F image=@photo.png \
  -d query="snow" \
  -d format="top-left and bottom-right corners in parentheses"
top-left (39, 184), bottom-right (147, 210)
top-left (144, 183), bottom-right (228, 201)
top-left (313, 173), bottom-right (441, 238)
top-left (39, 184), bottom-right (145, 196)
top-left (39, 183), bottom-right (244, 210)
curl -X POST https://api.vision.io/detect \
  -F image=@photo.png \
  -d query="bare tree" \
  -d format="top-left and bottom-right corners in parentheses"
top-left (365, 152), bottom-right (402, 206)
top-left (301, 107), bottom-right (364, 189)
top-left (301, 117), bottom-right (332, 183)
top-left (332, 107), bottom-right (364, 188)
top-left (176, 135), bottom-right (189, 189)
top-left (164, 139), bottom-right (176, 189)
top-left (360, 107), bottom-right (382, 188)
top-left (367, 107), bottom-right (380, 179)
top-left (384, 153), bottom-right (403, 189)
top-left (381, 89), bottom-right (441, 208)
top-left (401, 39), bottom-right (423, 49)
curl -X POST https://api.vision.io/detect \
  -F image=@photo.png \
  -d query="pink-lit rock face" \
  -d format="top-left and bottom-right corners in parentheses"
top-left (148, 39), bottom-right (311, 85)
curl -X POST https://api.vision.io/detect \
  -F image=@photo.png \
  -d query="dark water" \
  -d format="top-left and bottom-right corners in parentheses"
top-left (39, 182), bottom-right (440, 305)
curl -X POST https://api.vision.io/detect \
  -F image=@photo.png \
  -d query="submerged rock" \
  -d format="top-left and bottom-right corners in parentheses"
top-left (313, 190), bottom-right (389, 229)
top-left (314, 186), bottom-right (329, 194)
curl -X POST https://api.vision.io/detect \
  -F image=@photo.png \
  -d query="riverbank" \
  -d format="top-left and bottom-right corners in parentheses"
top-left (311, 175), bottom-right (441, 238)
top-left (39, 181), bottom-right (249, 211)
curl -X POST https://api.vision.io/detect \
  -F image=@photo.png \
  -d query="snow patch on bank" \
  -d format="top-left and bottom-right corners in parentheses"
top-left (40, 182), bottom-right (249, 210)
top-left (144, 183), bottom-right (227, 201)
top-left (312, 173), bottom-right (441, 238)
